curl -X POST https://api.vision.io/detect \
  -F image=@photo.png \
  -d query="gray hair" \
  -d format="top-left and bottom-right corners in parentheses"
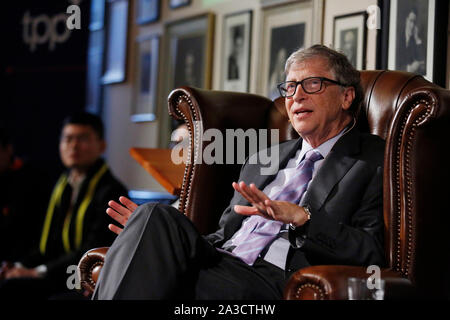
top-left (284, 44), bottom-right (363, 117)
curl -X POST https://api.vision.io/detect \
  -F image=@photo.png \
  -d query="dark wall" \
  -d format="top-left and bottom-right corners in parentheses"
top-left (2, 0), bottom-right (91, 183)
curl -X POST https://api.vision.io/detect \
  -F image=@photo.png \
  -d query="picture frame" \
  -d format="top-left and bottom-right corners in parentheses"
top-left (378, 0), bottom-right (449, 86)
top-left (158, 13), bottom-right (215, 147)
top-left (136, 0), bottom-right (160, 24)
top-left (259, 0), bottom-right (324, 99)
top-left (131, 35), bottom-right (160, 122)
top-left (221, 10), bottom-right (252, 92)
top-left (260, 0), bottom-right (300, 8)
top-left (86, 31), bottom-right (105, 115)
top-left (89, 0), bottom-right (105, 31)
top-left (333, 11), bottom-right (367, 70)
top-left (102, 0), bottom-right (129, 84)
top-left (164, 13), bottom-right (214, 92)
top-left (170, 0), bottom-right (191, 9)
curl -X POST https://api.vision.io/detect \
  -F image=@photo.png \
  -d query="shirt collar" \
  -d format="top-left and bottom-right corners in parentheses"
top-left (296, 127), bottom-right (347, 166)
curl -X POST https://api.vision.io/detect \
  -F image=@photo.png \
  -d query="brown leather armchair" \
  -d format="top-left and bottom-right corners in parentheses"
top-left (78, 70), bottom-right (450, 299)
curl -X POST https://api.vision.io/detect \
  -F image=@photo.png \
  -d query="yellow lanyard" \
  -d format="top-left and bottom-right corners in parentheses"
top-left (39, 175), bottom-right (68, 255)
top-left (40, 163), bottom-right (108, 255)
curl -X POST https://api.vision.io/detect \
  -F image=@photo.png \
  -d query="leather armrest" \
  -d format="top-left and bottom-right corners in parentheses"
top-left (77, 247), bottom-right (109, 295)
top-left (284, 265), bottom-right (415, 300)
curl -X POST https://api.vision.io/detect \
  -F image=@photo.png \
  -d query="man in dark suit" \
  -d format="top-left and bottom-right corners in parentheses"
top-left (93, 45), bottom-right (385, 299)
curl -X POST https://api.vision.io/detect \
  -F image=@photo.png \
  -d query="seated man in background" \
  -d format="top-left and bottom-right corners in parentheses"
top-left (0, 128), bottom-right (51, 262)
top-left (0, 112), bottom-right (127, 299)
top-left (94, 45), bottom-right (386, 299)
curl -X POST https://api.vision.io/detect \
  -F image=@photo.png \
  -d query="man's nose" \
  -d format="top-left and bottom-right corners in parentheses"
top-left (292, 83), bottom-right (307, 101)
top-left (68, 138), bottom-right (81, 148)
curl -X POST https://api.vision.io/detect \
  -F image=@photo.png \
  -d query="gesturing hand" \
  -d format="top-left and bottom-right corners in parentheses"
top-left (232, 181), bottom-right (310, 227)
top-left (106, 196), bottom-right (138, 235)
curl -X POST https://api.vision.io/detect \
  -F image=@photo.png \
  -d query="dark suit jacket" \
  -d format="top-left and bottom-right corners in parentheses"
top-left (204, 127), bottom-right (386, 275)
top-left (21, 158), bottom-right (128, 282)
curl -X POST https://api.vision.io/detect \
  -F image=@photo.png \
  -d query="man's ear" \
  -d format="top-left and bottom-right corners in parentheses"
top-left (341, 86), bottom-right (355, 111)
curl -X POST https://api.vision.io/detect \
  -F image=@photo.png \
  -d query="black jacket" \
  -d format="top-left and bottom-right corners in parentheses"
top-left (204, 127), bottom-right (386, 275)
top-left (22, 158), bottom-right (127, 281)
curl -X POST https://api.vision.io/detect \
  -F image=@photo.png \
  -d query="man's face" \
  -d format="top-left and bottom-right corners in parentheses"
top-left (285, 57), bottom-right (354, 145)
top-left (405, 11), bottom-right (417, 36)
top-left (59, 124), bottom-right (105, 171)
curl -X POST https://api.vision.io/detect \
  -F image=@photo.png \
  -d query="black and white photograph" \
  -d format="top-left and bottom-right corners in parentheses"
top-left (378, 0), bottom-right (448, 86)
top-left (170, 0), bottom-right (191, 9)
top-left (173, 35), bottom-right (204, 88)
top-left (267, 23), bottom-right (304, 100)
top-left (164, 14), bottom-right (214, 92)
top-left (389, 0), bottom-right (430, 77)
top-left (260, 0), bottom-right (323, 99)
top-left (333, 12), bottom-right (367, 70)
top-left (102, 0), bottom-right (129, 84)
top-left (136, 0), bottom-right (160, 24)
top-left (159, 13), bottom-right (214, 146)
top-left (221, 10), bottom-right (252, 92)
top-left (131, 35), bottom-right (159, 122)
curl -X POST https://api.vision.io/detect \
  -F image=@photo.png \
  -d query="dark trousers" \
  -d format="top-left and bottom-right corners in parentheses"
top-left (93, 203), bottom-right (287, 300)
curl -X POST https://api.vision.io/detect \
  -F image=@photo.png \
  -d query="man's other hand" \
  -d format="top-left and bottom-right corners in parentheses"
top-left (106, 196), bottom-right (138, 235)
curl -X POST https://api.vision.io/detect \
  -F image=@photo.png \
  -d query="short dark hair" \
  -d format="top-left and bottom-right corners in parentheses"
top-left (284, 44), bottom-right (363, 118)
top-left (61, 111), bottom-right (104, 139)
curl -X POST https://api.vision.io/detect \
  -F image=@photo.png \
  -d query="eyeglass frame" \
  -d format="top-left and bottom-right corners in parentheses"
top-left (277, 77), bottom-right (346, 97)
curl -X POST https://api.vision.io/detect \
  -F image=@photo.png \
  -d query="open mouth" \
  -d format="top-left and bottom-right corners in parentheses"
top-left (293, 109), bottom-right (313, 118)
top-left (294, 110), bottom-right (312, 115)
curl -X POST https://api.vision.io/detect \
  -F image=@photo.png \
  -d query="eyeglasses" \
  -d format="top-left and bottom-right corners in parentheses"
top-left (277, 77), bottom-right (345, 97)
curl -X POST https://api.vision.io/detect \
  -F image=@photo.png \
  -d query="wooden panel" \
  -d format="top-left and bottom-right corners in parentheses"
top-left (129, 148), bottom-right (184, 195)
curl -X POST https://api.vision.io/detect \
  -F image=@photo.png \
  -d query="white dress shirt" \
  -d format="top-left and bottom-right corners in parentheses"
top-left (261, 129), bottom-right (346, 269)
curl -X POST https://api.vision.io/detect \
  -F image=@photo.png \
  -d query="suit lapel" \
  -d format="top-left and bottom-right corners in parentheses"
top-left (224, 138), bottom-right (302, 237)
top-left (224, 130), bottom-right (360, 241)
top-left (249, 138), bottom-right (302, 192)
top-left (300, 127), bottom-right (361, 211)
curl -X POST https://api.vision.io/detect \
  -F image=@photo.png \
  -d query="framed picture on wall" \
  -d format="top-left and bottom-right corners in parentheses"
top-left (221, 10), bottom-right (252, 92)
top-left (158, 13), bottom-right (215, 147)
top-left (102, 0), bottom-right (129, 84)
top-left (378, 0), bottom-right (449, 86)
top-left (89, 0), bottom-right (105, 31)
top-left (170, 0), bottom-right (191, 9)
top-left (333, 12), bottom-right (367, 70)
top-left (131, 35), bottom-right (160, 122)
top-left (136, 0), bottom-right (160, 24)
top-left (86, 31), bottom-right (105, 115)
top-left (165, 13), bottom-right (214, 91)
top-left (259, 0), bottom-right (323, 100)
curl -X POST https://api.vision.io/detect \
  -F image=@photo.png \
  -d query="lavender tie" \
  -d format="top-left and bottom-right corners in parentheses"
top-left (227, 149), bottom-right (323, 265)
